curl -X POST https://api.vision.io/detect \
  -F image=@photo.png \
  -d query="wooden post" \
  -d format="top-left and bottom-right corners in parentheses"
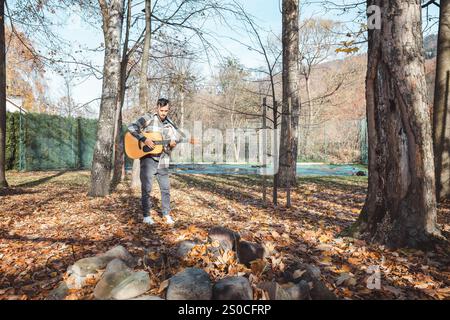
top-left (273, 100), bottom-right (278, 206)
top-left (286, 98), bottom-right (291, 208)
top-left (262, 97), bottom-right (267, 206)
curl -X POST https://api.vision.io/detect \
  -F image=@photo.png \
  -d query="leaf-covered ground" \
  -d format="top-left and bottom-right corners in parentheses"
top-left (0, 170), bottom-right (449, 300)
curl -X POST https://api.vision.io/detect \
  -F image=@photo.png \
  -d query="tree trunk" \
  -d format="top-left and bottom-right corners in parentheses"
top-left (111, 0), bottom-right (132, 192)
top-left (433, 0), bottom-right (450, 202)
top-left (110, 107), bottom-right (125, 191)
top-left (0, 0), bottom-right (8, 189)
top-left (139, 0), bottom-right (151, 111)
top-left (131, 0), bottom-right (152, 189)
top-left (89, 0), bottom-right (124, 197)
top-left (279, 0), bottom-right (300, 187)
top-left (349, 0), bottom-right (441, 249)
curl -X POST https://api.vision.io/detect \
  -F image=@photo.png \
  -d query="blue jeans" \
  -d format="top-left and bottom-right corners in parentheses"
top-left (140, 156), bottom-right (171, 217)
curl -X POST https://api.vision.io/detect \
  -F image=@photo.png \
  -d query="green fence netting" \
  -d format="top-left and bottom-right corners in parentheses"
top-left (6, 111), bottom-right (132, 171)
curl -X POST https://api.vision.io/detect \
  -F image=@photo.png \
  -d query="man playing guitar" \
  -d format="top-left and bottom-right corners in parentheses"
top-left (127, 98), bottom-right (179, 225)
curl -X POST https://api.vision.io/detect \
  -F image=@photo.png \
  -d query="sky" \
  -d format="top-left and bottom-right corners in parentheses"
top-left (10, 0), bottom-right (440, 117)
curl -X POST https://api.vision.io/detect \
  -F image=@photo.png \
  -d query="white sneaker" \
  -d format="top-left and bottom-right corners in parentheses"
top-left (164, 215), bottom-right (174, 225)
top-left (143, 216), bottom-right (155, 225)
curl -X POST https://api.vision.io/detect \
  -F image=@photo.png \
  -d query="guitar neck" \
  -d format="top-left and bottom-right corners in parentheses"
top-left (154, 138), bottom-right (188, 145)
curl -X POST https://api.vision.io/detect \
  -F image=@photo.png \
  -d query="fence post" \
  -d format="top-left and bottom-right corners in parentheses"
top-left (273, 100), bottom-right (278, 207)
top-left (262, 97), bottom-right (267, 206)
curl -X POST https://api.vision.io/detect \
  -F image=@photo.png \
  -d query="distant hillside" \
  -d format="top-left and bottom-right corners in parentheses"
top-left (308, 48), bottom-right (437, 122)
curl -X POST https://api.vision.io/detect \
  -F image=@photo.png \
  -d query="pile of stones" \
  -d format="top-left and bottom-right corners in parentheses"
top-left (47, 226), bottom-right (336, 300)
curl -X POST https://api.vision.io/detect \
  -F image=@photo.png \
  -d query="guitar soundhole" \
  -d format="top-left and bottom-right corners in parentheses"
top-left (143, 146), bottom-right (151, 152)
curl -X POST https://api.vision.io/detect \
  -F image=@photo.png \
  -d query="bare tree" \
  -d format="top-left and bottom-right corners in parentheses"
top-left (433, 0), bottom-right (450, 202)
top-left (279, 0), bottom-right (301, 188)
top-left (111, 0), bottom-right (133, 192)
top-left (89, 0), bottom-right (124, 197)
top-left (0, 0), bottom-right (7, 188)
top-left (130, 0), bottom-right (152, 190)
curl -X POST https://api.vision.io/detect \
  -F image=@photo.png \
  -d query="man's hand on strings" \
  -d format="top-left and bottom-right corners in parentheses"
top-left (144, 138), bottom-right (155, 149)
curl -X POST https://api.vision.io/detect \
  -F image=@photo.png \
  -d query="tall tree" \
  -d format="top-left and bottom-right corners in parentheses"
top-left (110, 0), bottom-right (133, 192)
top-left (0, 0), bottom-right (7, 188)
top-left (348, 0), bottom-right (441, 249)
top-left (89, 0), bottom-right (124, 196)
top-left (433, 0), bottom-right (450, 201)
top-left (279, 0), bottom-right (301, 187)
top-left (130, 0), bottom-right (152, 190)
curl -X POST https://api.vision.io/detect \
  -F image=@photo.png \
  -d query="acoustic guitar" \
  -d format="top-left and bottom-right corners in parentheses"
top-left (124, 131), bottom-right (197, 159)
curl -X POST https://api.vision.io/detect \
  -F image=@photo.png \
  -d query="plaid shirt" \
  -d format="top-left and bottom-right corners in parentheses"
top-left (127, 113), bottom-right (179, 169)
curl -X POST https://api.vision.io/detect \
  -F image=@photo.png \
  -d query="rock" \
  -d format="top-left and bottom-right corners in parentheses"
top-left (237, 241), bottom-right (267, 267)
top-left (207, 240), bottom-right (236, 262)
top-left (213, 276), bottom-right (253, 300)
top-left (285, 280), bottom-right (311, 300)
top-left (94, 259), bottom-right (133, 300)
top-left (175, 240), bottom-right (199, 259)
top-left (111, 271), bottom-right (151, 300)
top-left (283, 262), bottom-right (336, 300)
top-left (208, 226), bottom-right (240, 251)
top-left (65, 272), bottom-right (88, 290)
top-left (46, 282), bottom-right (69, 300)
top-left (356, 170), bottom-right (366, 176)
top-left (258, 281), bottom-right (311, 300)
top-left (309, 278), bottom-right (337, 300)
top-left (69, 256), bottom-right (111, 277)
top-left (69, 246), bottom-right (135, 280)
top-left (130, 295), bottom-right (164, 300)
top-left (166, 268), bottom-right (212, 300)
top-left (283, 263), bottom-right (321, 283)
top-left (102, 245), bottom-right (136, 267)
top-left (258, 282), bottom-right (292, 300)
top-left (286, 263), bottom-right (336, 300)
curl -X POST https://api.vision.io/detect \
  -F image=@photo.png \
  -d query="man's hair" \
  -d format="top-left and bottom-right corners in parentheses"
top-left (157, 98), bottom-right (170, 108)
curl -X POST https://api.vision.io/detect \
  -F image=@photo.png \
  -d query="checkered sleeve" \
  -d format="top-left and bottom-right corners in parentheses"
top-left (127, 114), bottom-right (151, 142)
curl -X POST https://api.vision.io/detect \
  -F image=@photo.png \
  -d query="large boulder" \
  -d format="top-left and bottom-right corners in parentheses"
top-left (213, 276), bottom-right (253, 300)
top-left (94, 259), bottom-right (133, 300)
top-left (166, 268), bottom-right (213, 300)
top-left (208, 226), bottom-right (240, 251)
top-left (68, 245), bottom-right (134, 279)
top-left (237, 241), bottom-right (267, 267)
top-left (110, 271), bottom-right (151, 300)
top-left (69, 256), bottom-right (111, 278)
top-left (102, 245), bottom-right (136, 267)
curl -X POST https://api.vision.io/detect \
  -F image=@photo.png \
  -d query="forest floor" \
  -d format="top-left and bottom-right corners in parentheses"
top-left (0, 170), bottom-right (449, 300)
